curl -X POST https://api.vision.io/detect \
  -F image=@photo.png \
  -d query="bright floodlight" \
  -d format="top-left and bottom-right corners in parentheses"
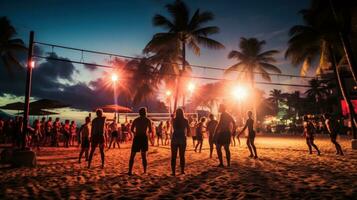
top-left (30, 61), bottom-right (35, 68)
top-left (111, 73), bottom-right (118, 82)
top-left (166, 90), bottom-right (172, 96)
top-left (188, 82), bottom-right (195, 92)
top-left (232, 86), bottom-right (248, 100)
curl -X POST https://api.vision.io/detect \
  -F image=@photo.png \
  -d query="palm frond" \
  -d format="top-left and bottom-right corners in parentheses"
top-left (196, 36), bottom-right (225, 49)
top-left (153, 14), bottom-right (175, 30)
top-left (224, 62), bottom-right (243, 75)
top-left (259, 62), bottom-right (282, 73)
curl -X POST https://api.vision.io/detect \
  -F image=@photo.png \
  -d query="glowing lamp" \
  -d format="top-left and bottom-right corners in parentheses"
top-left (188, 82), bottom-right (195, 92)
top-left (111, 73), bottom-right (118, 82)
top-left (30, 61), bottom-right (35, 68)
top-left (166, 90), bottom-right (172, 96)
top-left (232, 86), bottom-right (248, 100)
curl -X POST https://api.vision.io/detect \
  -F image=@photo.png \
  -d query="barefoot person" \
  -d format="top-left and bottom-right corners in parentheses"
top-left (324, 113), bottom-right (344, 155)
top-left (171, 108), bottom-right (190, 176)
top-left (239, 111), bottom-right (258, 159)
top-left (88, 109), bottom-right (106, 168)
top-left (79, 117), bottom-right (91, 163)
top-left (194, 117), bottom-right (206, 153)
top-left (303, 115), bottom-right (320, 155)
top-left (214, 104), bottom-right (235, 167)
top-left (128, 107), bottom-right (152, 175)
top-left (108, 120), bottom-right (120, 149)
top-left (207, 114), bottom-right (218, 158)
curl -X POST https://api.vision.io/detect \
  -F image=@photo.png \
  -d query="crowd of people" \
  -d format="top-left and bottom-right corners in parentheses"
top-left (0, 104), bottom-right (345, 175)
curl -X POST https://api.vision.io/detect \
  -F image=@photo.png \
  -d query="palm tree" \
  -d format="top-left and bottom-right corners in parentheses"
top-left (225, 37), bottom-right (281, 82)
top-left (225, 37), bottom-right (280, 120)
top-left (144, 0), bottom-right (224, 111)
top-left (0, 17), bottom-right (27, 73)
top-left (268, 89), bottom-right (284, 113)
top-left (124, 58), bottom-right (159, 107)
top-left (305, 79), bottom-right (329, 103)
top-left (286, 0), bottom-right (357, 137)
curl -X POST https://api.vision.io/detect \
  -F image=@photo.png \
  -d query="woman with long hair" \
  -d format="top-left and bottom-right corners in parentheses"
top-left (171, 108), bottom-right (190, 176)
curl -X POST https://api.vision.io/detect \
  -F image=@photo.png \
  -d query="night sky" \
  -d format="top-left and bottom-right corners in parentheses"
top-left (0, 0), bottom-right (311, 111)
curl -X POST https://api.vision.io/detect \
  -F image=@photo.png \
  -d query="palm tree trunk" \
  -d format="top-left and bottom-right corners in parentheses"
top-left (329, 46), bottom-right (357, 139)
top-left (173, 40), bottom-right (186, 112)
top-left (329, 0), bottom-right (357, 84)
top-left (249, 69), bottom-right (257, 123)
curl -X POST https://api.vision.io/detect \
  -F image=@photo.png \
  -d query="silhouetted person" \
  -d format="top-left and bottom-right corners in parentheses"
top-left (88, 109), bottom-right (106, 168)
top-left (214, 104), bottom-right (235, 167)
top-left (303, 115), bottom-right (320, 155)
top-left (44, 117), bottom-right (52, 146)
top-left (164, 120), bottom-right (171, 145)
top-left (190, 116), bottom-right (197, 148)
top-left (171, 108), bottom-right (190, 176)
top-left (70, 121), bottom-right (77, 146)
top-left (128, 107), bottom-right (152, 175)
top-left (195, 117), bottom-right (206, 153)
top-left (207, 114), bottom-right (218, 158)
top-left (52, 118), bottom-right (61, 147)
top-left (156, 121), bottom-right (164, 146)
top-left (32, 119), bottom-right (42, 150)
top-left (324, 113), bottom-right (344, 155)
top-left (108, 120), bottom-right (120, 149)
top-left (63, 120), bottom-right (70, 148)
top-left (239, 111), bottom-right (258, 159)
top-left (79, 117), bottom-right (91, 163)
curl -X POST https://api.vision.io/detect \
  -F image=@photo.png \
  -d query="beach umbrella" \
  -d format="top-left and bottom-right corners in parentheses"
top-left (95, 104), bottom-right (132, 113)
top-left (19, 109), bottom-right (58, 116)
top-left (0, 110), bottom-right (13, 119)
top-left (0, 102), bottom-right (24, 110)
top-left (30, 99), bottom-right (69, 109)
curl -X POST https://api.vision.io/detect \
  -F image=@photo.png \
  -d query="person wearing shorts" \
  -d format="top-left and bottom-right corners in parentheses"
top-left (87, 109), bottom-right (106, 168)
top-left (239, 111), bottom-right (258, 159)
top-left (128, 107), bottom-right (152, 175)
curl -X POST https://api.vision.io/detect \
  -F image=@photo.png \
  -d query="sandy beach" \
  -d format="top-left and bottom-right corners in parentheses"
top-left (0, 135), bottom-right (356, 199)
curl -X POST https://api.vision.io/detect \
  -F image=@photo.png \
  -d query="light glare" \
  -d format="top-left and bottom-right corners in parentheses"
top-left (111, 74), bottom-right (118, 82)
top-left (232, 86), bottom-right (248, 100)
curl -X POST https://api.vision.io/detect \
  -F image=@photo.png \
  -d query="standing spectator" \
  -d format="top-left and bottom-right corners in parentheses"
top-left (32, 119), bottom-right (42, 150)
top-left (44, 117), bottom-right (53, 146)
top-left (171, 108), bottom-right (190, 176)
top-left (70, 121), bottom-right (77, 146)
top-left (195, 117), bottom-right (206, 153)
top-left (156, 121), bottom-right (164, 146)
top-left (79, 117), bottom-right (91, 163)
top-left (128, 107), bottom-right (152, 175)
top-left (108, 120), bottom-right (120, 149)
top-left (164, 120), bottom-right (171, 146)
top-left (88, 109), bottom-right (106, 169)
top-left (214, 104), bottom-right (235, 167)
top-left (63, 120), bottom-right (70, 148)
top-left (52, 118), bottom-right (61, 147)
top-left (206, 114), bottom-right (218, 158)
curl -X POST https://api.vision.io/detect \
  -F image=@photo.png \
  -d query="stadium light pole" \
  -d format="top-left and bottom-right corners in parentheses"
top-left (111, 73), bottom-right (119, 122)
top-left (22, 31), bottom-right (34, 150)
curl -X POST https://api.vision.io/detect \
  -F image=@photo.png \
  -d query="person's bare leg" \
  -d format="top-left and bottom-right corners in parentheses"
top-left (179, 144), bottom-right (186, 174)
top-left (85, 149), bottom-right (89, 161)
top-left (246, 138), bottom-right (253, 157)
top-left (141, 151), bottom-right (147, 174)
top-left (216, 144), bottom-right (224, 167)
top-left (171, 144), bottom-right (178, 176)
top-left (87, 146), bottom-right (96, 168)
top-left (223, 144), bottom-right (230, 167)
top-left (310, 140), bottom-right (320, 155)
top-left (79, 149), bottom-right (84, 163)
top-left (209, 140), bottom-right (213, 158)
top-left (306, 138), bottom-right (312, 154)
top-left (99, 144), bottom-right (105, 168)
top-left (250, 137), bottom-right (258, 159)
top-left (199, 140), bottom-right (203, 153)
top-left (128, 151), bottom-right (136, 175)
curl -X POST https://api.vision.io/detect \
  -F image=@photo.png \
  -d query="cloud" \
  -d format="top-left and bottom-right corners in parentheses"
top-left (83, 63), bottom-right (98, 71)
top-left (0, 53), bottom-right (167, 112)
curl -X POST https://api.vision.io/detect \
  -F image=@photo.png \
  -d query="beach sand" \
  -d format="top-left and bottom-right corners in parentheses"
top-left (0, 135), bottom-right (356, 199)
